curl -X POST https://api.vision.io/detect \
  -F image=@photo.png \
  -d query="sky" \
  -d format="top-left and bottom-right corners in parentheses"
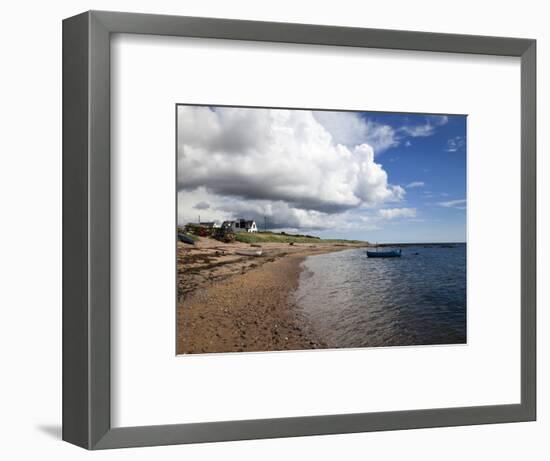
top-left (177, 105), bottom-right (466, 243)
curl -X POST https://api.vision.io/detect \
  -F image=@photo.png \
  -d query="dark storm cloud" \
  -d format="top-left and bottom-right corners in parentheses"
top-left (193, 201), bottom-right (210, 210)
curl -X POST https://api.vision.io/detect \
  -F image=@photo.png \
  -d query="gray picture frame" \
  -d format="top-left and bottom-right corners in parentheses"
top-left (62, 10), bottom-right (536, 450)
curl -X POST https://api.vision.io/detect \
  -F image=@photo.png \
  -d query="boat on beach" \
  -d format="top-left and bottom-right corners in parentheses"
top-left (235, 249), bottom-right (263, 257)
top-left (178, 232), bottom-right (196, 245)
top-left (366, 248), bottom-right (402, 258)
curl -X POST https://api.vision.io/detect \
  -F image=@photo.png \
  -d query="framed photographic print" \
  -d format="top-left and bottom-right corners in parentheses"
top-left (63, 10), bottom-right (536, 449)
top-left (176, 104), bottom-right (467, 354)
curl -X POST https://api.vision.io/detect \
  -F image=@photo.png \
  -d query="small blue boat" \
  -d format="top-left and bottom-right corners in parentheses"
top-left (366, 249), bottom-right (402, 258)
top-left (178, 232), bottom-right (196, 245)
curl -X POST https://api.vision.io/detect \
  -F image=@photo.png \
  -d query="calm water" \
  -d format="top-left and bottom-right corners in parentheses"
top-left (294, 244), bottom-right (466, 348)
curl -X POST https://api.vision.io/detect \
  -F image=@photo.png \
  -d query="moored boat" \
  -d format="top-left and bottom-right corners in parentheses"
top-left (366, 249), bottom-right (402, 258)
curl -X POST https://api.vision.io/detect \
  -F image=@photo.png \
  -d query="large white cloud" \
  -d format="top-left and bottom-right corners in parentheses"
top-left (177, 106), bottom-right (405, 229)
top-left (312, 110), bottom-right (399, 153)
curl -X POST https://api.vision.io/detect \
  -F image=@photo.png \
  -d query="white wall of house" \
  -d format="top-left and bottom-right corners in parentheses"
top-left (231, 222), bottom-right (243, 233)
top-left (230, 220), bottom-right (258, 233)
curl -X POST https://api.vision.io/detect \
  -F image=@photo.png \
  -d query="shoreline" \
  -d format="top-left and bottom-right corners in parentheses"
top-left (177, 239), bottom-right (364, 354)
top-left (375, 242), bottom-right (466, 247)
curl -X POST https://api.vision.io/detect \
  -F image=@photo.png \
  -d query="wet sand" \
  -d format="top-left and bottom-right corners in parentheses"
top-left (177, 238), bottom-right (366, 354)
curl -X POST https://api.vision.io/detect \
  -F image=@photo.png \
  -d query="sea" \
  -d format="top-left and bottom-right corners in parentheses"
top-left (293, 243), bottom-right (467, 348)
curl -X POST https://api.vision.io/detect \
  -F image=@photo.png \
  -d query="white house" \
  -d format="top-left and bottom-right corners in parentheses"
top-left (222, 219), bottom-right (258, 233)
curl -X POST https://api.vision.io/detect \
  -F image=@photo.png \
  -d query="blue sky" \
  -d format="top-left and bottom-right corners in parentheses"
top-left (315, 111), bottom-right (467, 243)
top-left (178, 106), bottom-right (467, 243)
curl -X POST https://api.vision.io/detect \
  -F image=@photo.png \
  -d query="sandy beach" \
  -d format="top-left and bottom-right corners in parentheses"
top-left (177, 237), bottom-right (366, 354)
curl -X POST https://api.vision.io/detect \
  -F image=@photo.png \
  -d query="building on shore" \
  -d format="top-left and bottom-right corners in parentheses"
top-left (222, 219), bottom-right (258, 233)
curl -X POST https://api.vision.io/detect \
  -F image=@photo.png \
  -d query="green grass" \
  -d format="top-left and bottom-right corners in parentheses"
top-left (234, 231), bottom-right (365, 245)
